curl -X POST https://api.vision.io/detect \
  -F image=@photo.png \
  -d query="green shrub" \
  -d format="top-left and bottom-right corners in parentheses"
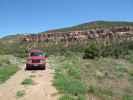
top-left (0, 58), bottom-right (11, 67)
top-left (122, 95), bottom-right (133, 100)
top-left (21, 78), bottom-right (34, 85)
top-left (16, 90), bottom-right (25, 98)
top-left (53, 56), bottom-right (87, 99)
top-left (66, 79), bottom-right (86, 95)
top-left (78, 95), bottom-right (86, 100)
top-left (115, 64), bottom-right (126, 72)
top-left (126, 51), bottom-right (133, 63)
top-left (54, 74), bottom-right (86, 95)
top-left (100, 45), bottom-right (112, 57)
top-left (0, 65), bottom-right (19, 84)
top-left (127, 69), bottom-right (133, 76)
top-left (89, 85), bottom-right (113, 100)
top-left (115, 64), bottom-right (126, 78)
top-left (83, 39), bottom-right (133, 59)
top-left (67, 66), bottom-right (81, 79)
top-left (83, 43), bottom-right (99, 59)
top-left (54, 73), bottom-right (68, 91)
top-left (111, 44), bottom-right (128, 58)
top-left (59, 95), bottom-right (75, 100)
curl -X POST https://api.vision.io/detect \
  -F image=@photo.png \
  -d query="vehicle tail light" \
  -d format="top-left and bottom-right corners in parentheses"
top-left (40, 60), bottom-right (45, 63)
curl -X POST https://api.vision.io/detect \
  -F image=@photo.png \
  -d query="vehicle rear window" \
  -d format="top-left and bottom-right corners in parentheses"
top-left (30, 52), bottom-right (43, 56)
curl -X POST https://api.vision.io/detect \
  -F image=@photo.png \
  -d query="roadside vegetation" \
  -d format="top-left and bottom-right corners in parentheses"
top-left (83, 39), bottom-right (133, 59)
top-left (1, 28), bottom-right (133, 100)
top-left (1, 37), bottom-right (133, 100)
top-left (49, 38), bottom-right (133, 100)
top-left (16, 90), bottom-right (25, 98)
top-left (50, 53), bottom-right (133, 100)
top-left (49, 53), bottom-right (87, 100)
top-left (21, 78), bottom-right (34, 85)
top-left (0, 55), bottom-right (19, 84)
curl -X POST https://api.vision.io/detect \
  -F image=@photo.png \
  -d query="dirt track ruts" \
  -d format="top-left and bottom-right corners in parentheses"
top-left (0, 63), bottom-right (58, 100)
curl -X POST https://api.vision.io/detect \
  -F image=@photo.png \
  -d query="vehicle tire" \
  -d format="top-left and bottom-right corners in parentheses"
top-left (42, 65), bottom-right (46, 70)
top-left (26, 66), bottom-right (29, 70)
top-left (26, 64), bottom-right (30, 70)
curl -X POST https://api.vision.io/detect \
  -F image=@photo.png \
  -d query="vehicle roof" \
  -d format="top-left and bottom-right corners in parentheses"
top-left (30, 49), bottom-right (43, 53)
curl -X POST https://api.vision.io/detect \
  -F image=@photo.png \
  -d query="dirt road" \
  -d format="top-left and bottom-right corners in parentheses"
top-left (0, 63), bottom-right (58, 100)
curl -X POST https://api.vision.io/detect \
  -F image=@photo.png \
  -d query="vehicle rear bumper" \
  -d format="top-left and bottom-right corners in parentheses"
top-left (26, 63), bottom-right (46, 70)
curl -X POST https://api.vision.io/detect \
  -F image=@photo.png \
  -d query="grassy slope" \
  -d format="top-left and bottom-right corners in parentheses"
top-left (81, 58), bottom-right (133, 100)
top-left (50, 53), bottom-right (133, 100)
top-left (49, 53), bottom-right (87, 100)
top-left (0, 65), bottom-right (19, 84)
top-left (0, 55), bottom-right (20, 84)
top-left (46, 21), bottom-right (133, 32)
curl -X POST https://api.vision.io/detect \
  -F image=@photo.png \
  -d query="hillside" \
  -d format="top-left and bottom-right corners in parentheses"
top-left (1, 21), bottom-right (133, 39)
top-left (0, 20), bottom-right (133, 57)
top-left (46, 21), bottom-right (133, 32)
top-left (0, 20), bottom-right (133, 56)
top-left (0, 21), bottom-right (133, 100)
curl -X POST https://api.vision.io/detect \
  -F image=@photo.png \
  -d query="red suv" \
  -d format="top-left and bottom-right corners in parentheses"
top-left (26, 49), bottom-right (47, 70)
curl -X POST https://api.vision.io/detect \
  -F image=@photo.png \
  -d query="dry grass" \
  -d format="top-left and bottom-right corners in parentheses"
top-left (50, 54), bottom-right (133, 100)
top-left (80, 57), bottom-right (133, 100)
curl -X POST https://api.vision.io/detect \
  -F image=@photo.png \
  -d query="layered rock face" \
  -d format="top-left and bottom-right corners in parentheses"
top-left (23, 26), bottom-right (133, 43)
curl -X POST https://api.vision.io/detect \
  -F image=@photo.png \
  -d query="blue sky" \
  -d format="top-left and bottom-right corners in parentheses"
top-left (0, 0), bottom-right (133, 37)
